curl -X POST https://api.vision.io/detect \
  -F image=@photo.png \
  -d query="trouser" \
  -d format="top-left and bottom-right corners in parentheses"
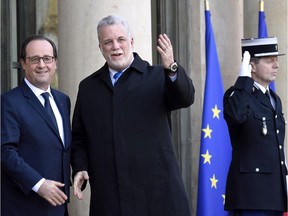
top-left (229, 210), bottom-right (283, 216)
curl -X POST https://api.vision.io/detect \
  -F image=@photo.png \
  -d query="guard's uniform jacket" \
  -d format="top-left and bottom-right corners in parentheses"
top-left (223, 76), bottom-right (287, 212)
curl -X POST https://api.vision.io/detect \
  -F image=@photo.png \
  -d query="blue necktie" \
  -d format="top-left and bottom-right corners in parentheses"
top-left (113, 71), bottom-right (123, 85)
top-left (41, 92), bottom-right (58, 129)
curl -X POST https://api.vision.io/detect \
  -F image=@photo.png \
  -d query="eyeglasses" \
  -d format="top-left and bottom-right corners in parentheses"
top-left (26, 56), bottom-right (55, 64)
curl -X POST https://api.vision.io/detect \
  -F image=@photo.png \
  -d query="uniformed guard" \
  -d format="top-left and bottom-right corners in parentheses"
top-left (223, 37), bottom-right (287, 216)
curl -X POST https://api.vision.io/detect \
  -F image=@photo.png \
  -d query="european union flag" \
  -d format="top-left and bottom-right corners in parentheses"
top-left (196, 3), bottom-right (231, 216)
top-left (258, 1), bottom-right (268, 38)
top-left (258, 0), bottom-right (275, 91)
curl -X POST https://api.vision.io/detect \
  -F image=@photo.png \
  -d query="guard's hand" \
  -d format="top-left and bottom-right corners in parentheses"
top-left (156, 34), bottom-right (175, 69)
top-left (37, 179), bottom-right (67, 206)
top-left (239, 51), bottom-right (252, 77)
top-left (73, 171), bottom-right (89, 200)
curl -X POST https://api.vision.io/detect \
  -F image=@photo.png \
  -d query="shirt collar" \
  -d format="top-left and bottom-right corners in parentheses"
top-left (253, 81), bottom-right (268, 94)
top-left (109, 56), bottom-right (134, 78)
top-left (24, 78), bottom-right (52, 98)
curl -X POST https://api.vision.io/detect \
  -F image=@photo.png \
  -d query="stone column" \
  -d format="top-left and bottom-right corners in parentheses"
top-left (58, 1), bottom-right (151, 215)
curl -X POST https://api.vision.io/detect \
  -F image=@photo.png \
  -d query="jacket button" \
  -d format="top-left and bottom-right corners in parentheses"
top-left (275, 115), bottom-right (278, 119)
top-left (255, 168), bottom-right (260, 172)
top-left (276, 130), bottom-right (279, 134)
top-left (281, 161), bottom-right (284, 165)
top-left (279, 145), bottom-right (283, 149)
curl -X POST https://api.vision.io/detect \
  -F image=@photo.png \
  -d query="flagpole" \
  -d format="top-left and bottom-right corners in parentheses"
top-left (259, 0), bottom-right (264, 12)
top-left (205, 0), bottom-right (209, 11)
top-left (258, 0), bottom-right (276, 91)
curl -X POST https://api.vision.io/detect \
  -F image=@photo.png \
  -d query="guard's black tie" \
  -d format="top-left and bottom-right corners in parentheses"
top-left (265, 90), bottom-right (275, 109)
top-left (265, 90), bottom-right (270, 98)
top-left (41, 92), bottom-right (58, 128)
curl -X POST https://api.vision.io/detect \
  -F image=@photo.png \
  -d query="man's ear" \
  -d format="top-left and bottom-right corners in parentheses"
top-left (20, 59), bottom-right (26, 71)
top-left (250, 62), bottom-right (256, 73)
top-left (99, 44), bottom-right (103, 54)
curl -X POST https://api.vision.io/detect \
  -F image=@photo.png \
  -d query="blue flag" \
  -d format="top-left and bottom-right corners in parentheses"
top-left (258, 0), bottom-right (275, 91)
top-left (196, 7), bottom-right (231, 216)
top-left (258, 10), bottom-right (268, 38)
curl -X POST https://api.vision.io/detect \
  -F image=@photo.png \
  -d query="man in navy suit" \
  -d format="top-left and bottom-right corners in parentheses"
top-left (224, 37), bottom-right (287, 216)
top-left (1, 35), bottom-right (71, 216)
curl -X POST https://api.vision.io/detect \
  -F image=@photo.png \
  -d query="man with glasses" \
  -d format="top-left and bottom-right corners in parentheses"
top-left (1, 35), bottom-right (71, 216)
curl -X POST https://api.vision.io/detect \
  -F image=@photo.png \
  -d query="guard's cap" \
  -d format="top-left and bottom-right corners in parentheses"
top-left (241, 37), bottom-right (285, 57)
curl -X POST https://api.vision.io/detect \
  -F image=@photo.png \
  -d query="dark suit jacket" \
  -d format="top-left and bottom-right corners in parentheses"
top-left (71, 53), bottom-right (195, 216)
top-left (1, 81), bottom-right (71, 216)
top-left (223, 76), bottom-right (287, 212)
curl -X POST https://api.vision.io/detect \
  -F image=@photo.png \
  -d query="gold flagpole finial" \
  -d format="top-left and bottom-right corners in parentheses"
top-left (205, 0), bottom-right (210, 11)
top-left (259, 0), bottom-right (264, 12)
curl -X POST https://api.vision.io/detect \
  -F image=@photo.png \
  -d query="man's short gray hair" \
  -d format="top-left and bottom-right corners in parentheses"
top-left (97, 15), bottom-right (132, 40)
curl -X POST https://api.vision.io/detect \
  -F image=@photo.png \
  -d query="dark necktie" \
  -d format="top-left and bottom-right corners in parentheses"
top-left (41, 92), bottom-right (58, 129)
top-left (113, 71), bottom-right (123, 85)
top-left (265, 90), bottom-right (275, 109)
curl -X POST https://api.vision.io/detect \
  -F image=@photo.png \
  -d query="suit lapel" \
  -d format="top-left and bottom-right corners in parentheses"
top-left (96, 66), bottom-right (114, 90)
top-left (270, 89), bottom-right (282, 112)
top-left (21, 82), bottom-right (62, 142)
top-left (256, 89), bottom-right (274, 110)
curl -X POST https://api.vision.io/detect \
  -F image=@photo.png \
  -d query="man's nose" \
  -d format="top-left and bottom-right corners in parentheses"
top-left (37, 58), bottom-right (46, 67)
top-left (112, 41), bottom-right (120, 50)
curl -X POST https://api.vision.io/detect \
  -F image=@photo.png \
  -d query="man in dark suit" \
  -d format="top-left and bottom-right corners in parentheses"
top-left (224, 37), bottom-right (287, 216)
top-left (71, 15), bottom-right (194, 216)
top-left (1, 35), bottom-right (71, 216)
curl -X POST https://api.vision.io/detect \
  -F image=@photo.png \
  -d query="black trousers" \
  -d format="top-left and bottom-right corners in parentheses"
top-left (229, 210), bottom-right (283, 216)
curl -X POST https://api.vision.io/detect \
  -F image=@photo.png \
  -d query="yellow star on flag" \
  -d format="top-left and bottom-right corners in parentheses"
top-left (202, 124), bottom-right (212, 139)
top-left (210, 174), bottom-right (218, 189)
top-left (212, 104), bottom-right (221, 119)
top-left (201, 150), bottom-right (212, 164)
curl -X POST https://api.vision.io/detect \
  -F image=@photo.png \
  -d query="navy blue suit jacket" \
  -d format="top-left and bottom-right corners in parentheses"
top-left (1, 81), bottom-right (71, 216)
